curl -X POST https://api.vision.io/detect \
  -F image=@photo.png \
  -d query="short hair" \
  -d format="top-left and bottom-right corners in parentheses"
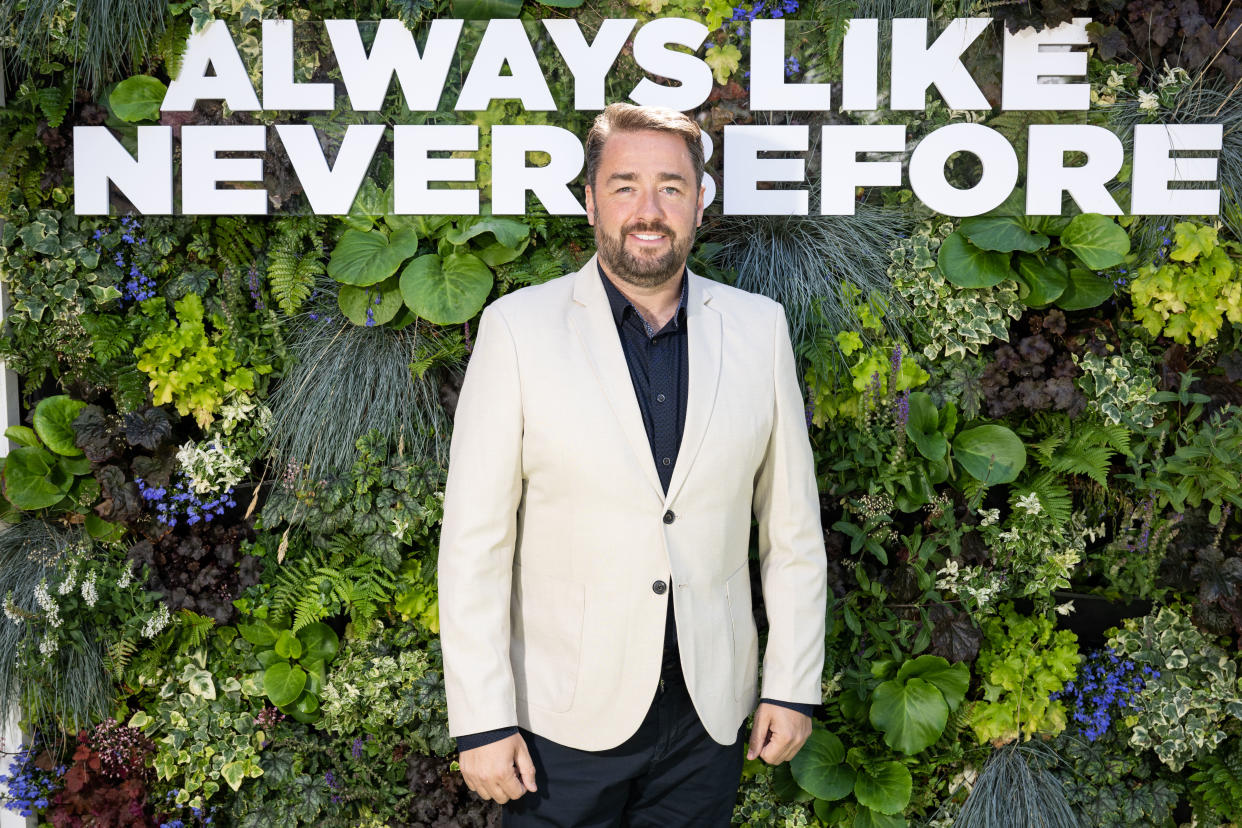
top-left (584, 103), bottom-right (704, 192)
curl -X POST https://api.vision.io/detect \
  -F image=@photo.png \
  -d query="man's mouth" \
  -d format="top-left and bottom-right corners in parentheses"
top-left (628, 232), bottom-right (667, 243)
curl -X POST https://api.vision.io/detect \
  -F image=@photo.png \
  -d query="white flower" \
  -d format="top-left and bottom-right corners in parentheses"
top-left (979, 508), bottom-right (1001, 527)
top-left (81, 571), bottom-right (98, 608)
top-left (39, 634), bottom-right (58, 659)
top-left (57, 565), bottom-right (78, 595)
top-left (142, 603), bottom-right (171, 639)
top-left (1016, 493), bottom-right (1043, 515)
top-left (1138, 90), bottom-right (1159, 111)
top-left (117, 561), bottom-right (135, 590)
top-left (3, 593), bottom-right (23, 625)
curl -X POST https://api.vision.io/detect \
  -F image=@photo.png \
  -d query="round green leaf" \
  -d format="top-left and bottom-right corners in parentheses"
top-left (854, 806), bottom-right (907, 828)
top-left (400, 251), bottom-right (493, 325)
top-left (895, 655), bottom-right (969, 711)
top-left (338, 276), bottom-right (403, 326)
top-left (3, 446), bottom-right (70, 510)
top-left (953, 425), bottom-right (1027, 484)
top-left (771, 762), bottom-right (815, 803)
top-left (1015, 254), bottom-right (1068, 307)
top-left (1060, 213), bottom-right (1130, 269)
top-left (936, 232), bottom-right (1013, 288)
top-left (263, 661), bottom-right (306, 707)
top-left (273, 630), bottom-right (303, 660)
top-left (959, 216), bottom-right (1049, 253)
top-left (297, 622), bottom-right (340, 663)
top-left (1057, 267), bottom-right (1115, 311)
top-left (328, 228), bottom-right (420, 287)
top-left (790, 729), bottom-right (855, 801)
top-left (33, 395), bottom-right (86, 456)
top-left (853, 761), bottom-right (913, 815)
top-left (4, 426), bottom-right (40, 448)
top-left (302, 658), bottom-right (326, 696)
top-left (110, 75), bottom-right (169, 123)
top-left (256, 649), bottom-right (283, 669)
top-left (238, 620), bottom-right (279, 647)
top-left (869, 677), bottom-right (949, 755)
top-left (904, 392), bottom-right (946, 461)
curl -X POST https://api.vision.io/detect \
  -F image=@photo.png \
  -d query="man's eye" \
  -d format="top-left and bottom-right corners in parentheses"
top-left (662, 187), bottom-right (681, 195)
top-left (616, 186), bottom-right (633, 193)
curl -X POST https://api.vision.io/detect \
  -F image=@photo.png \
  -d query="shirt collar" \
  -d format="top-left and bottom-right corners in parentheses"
top-left (597, 260), bottom-right (689, 334)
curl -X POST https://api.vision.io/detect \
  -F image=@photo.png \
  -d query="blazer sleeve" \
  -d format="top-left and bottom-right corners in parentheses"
top-left (751, 301), bottom-right (828, 705)
top-left (438, 302), bottom-right (524, 737)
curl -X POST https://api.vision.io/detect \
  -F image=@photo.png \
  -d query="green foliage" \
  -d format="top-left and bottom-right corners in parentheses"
top-left (1072, 340), bottom-right (1163, 431)
top-left (869, 655), bottom-right (969, 755)
top-left (329, 187), bottom-right (531, 327)
top-left (938, 204), bottom-right (1124, 311)
top-left (266, 216), bottom-right (326, 315)
top-left (0, 207), bottom-right (117, 327)
top-left (953, 742), bottom-right (1078, 828)
top-left (131, 655), bottom-right (269, 809)
top-left (134, 293), bottom-right (272, 428)
top-left (890, 219), bottom-right (1024, 363)
top-left (109, 74), bottom-right (169, 122)
top-left (238, 617), bottom-right (339, 723)
top-left (1129, 221), bottom-right (1242, 348)
top-left (1188, 734), bottom-right (1242, 824)
top-left (1109, 605), bottom-right (1242, 771)
top-left (703, 210), bottom-right (914, 367)
top-left (318, 627), bottom-right (452, 756)
top-left (0, 0), bottom-right (168, 93)
top-left (1118, 391), bottom-right (1242, 526)
top-left (0, 396), bottom-right (98, 517)
top-left (732, 761), bottom-right (814, 827)
top-left (970, 604), bottom-right (1080, 745)
top-left (1038, 730), bottom-right (1181, 828)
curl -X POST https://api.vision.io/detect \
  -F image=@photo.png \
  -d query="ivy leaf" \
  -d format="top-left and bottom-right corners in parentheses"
top-left (705, 43), bottom-right (742, 85)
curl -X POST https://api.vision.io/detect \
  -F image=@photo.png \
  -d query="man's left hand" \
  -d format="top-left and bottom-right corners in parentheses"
top-left (746, 703), bottom-right (812, 764)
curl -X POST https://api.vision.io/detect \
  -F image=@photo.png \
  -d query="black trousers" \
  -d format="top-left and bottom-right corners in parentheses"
top-left (501, 664), bottom-right (745, 827)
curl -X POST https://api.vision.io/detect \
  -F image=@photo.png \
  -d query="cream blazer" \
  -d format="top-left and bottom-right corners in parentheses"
top-left (438, 254), bottom-right (827, 751)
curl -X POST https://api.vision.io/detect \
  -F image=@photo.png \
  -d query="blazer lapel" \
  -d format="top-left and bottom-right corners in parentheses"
top-left (664, 270), bottom-right (721, 508)
top-left (568, 255), bottom-right (666, 502)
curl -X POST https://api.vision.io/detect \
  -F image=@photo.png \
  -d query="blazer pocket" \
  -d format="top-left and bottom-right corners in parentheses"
top-left (725, 561), bottom-right (759, 703)
top-left (510, 566), bottom-right (585, 713)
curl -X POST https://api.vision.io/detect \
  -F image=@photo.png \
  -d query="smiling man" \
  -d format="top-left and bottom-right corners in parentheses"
top-left (438, 103), bottom-right (828, 826)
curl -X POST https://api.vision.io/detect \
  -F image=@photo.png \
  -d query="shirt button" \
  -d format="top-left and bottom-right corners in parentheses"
top-left (656, 393), bottom-right (666, 403)
top-left (652, 580), bottom-right (668, 595)
top-left (662, 457), bottom-right (671, 466)
top-left (663, 510), bottom-right (675, 524)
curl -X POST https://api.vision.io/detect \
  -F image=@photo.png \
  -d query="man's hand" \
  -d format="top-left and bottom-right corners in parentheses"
top-left (459, 732), bottom-right (538, 804)
top-left (747, 703), bottom-right (812, 765)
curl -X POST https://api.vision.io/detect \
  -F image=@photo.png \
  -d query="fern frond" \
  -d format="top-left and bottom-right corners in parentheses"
top-left (213, 217), bottom-right (265, 281)
top-left (81, 313), bottom-right (136, 363)
top-left (177, 609), bottom-right (215, 650)
top-left (103, 637), bottom-right (138, 682)
top-left (1011, 471), bottom-right (1073, 528)
top-left (266, 216), bottom-right (324, 315)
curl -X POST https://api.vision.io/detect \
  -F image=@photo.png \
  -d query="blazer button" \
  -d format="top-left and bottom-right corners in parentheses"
top-left (663, 510), bottom-right (675, 524)
top-left (652, 580), bottom-right (668, 595)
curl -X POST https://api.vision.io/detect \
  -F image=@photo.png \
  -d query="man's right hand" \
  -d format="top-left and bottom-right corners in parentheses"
top-left (459, 732), bottom-right (538, 804)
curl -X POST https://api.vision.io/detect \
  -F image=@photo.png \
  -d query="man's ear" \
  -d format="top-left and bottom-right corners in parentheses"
top-left (695, 183), bottom-right (705, 226)
top-left (585, 184), bottom-right (596, 226)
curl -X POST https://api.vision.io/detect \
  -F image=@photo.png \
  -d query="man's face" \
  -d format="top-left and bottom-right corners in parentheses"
top-left (584, 129), bottom-right (706, 290)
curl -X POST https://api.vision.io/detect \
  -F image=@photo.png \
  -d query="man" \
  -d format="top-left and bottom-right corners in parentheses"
top-left (438, 102), bottom-right (827, 825)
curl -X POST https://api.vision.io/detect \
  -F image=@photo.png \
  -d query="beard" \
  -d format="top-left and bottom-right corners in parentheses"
top-left (594, 210), bottom-right (696, 289)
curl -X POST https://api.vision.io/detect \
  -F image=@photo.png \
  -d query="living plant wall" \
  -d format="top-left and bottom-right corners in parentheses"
top-left (1, 0), bottom-right (1242, 825)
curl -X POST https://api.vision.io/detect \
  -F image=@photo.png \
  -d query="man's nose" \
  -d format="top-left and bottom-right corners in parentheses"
top-left (635, 187), bottom-right (664, 221)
